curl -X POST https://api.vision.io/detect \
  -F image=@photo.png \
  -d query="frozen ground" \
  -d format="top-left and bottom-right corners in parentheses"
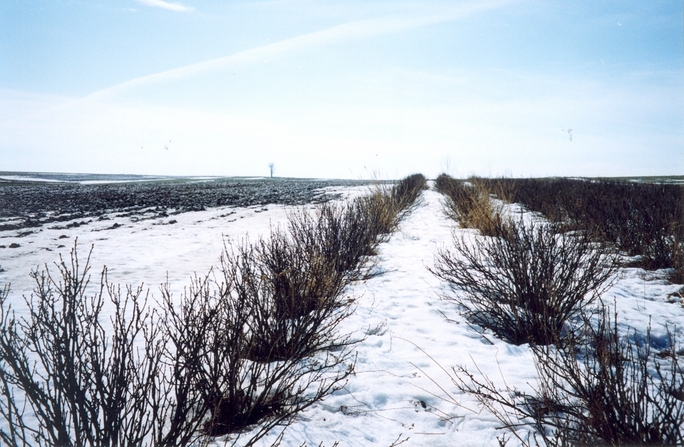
top-left (0, 182), bottom-right (682, 446)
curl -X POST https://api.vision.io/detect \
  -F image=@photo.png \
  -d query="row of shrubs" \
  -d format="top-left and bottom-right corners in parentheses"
top-left (434, 174), bottom-right (510, 238)
top-left (431, 174), bottom-right (684, 445)
top-left (473, 176), bottom-right (684, 282)
top-left (0, 174), bottom-right (427, 447)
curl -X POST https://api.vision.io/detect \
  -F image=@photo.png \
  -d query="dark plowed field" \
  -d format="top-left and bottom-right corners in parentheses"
top-left (0, 177), bottom-right (374, 231)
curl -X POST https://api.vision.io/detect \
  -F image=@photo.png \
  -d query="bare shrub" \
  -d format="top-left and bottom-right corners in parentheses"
top-left (354, 190), bottom-right (399, 244)
top-left (347, 174), bottom-right (427, 247)
top-left (533, 308), bottom-right (684, 445)
top-left (434, 174), bottom-right (509, 237)
top-left (454, 305), bottom-right (684, 446)
top-left (392, 173), bottom-right (427, 214)
top-left (483, 177), bottom-right (684, 283)
top-left (471, 176), bottom-right (517, 205)
top-left (0, 243), bottom-right (355, 447)
top-left (0, 174), bottom-right (426, 446)
top-left (432, 219), bottom-right (618, 345)
top-left (434, 173), bottom-right (459, 195)
top-left (287, 201), bottom-right (376, 285)
top-left (189, 175), bottom-right (427, 439)
top-left (246, 191), bottom-right (402, 362)
top-left (221, 238), bottom-right (355, 363)
top-left (159, 267), bottom-right (354, 445)
top-left (670, 220), bottom-right (684, 284)
top-left (0, 245), bottom-right (207, 447)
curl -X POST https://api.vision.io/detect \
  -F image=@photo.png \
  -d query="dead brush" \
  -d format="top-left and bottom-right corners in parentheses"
top-left (0, 244), bottom-right (211, 447)
top-left (531, 310), bottom-right (684, 446)
top-left (159, 268), bottom-right (354, 446)
top-left (434, 173), bottom-right (459, 195)
top-left (192, 174), bottom-right (428, 438)
top-left (242, 173), bottom-right (428, 361)
top-left (357, 188), bottom-right (401, 242)
top-left (472, 176), bottom-right (518, 205)
top-left (391, 173), bottom-right (428, 214)
top-left (259, 226), bottom-right (346, 319)
top-left (485, 177), bottom-right (684, 283)
top-left (453, 305), bottom-right (684, 446)
top-left (431, 219), bottom-right (618, 345)
top-left (0, 243), bottom-right (355, 446)
top-left (0, 174), bottom-right (427, 447)
top-left (193, 174), bottom-right (427, 438)
top-left (287, 201), bottom-right (377, 284)
top-left (668, 219), bottom-right (684, 284)
top-left (222, 237), bottom-right (355, 363)
top-left (435, 174), bottom-right (509, 237)
top-left (353, 173), bottom-right (427, 245)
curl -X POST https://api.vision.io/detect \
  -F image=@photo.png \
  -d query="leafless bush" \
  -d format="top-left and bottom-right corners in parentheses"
top-left (287, 201), bottom-right (376, 286)
top-left (348, 174), bottom-right (427, 247)
top-left (0, 243), bottom-right (355, 447)
top-left (0, 245), bottom-right (207, 447)
top-left (483, 177), bottom-right (684, 282)
top-left (533, 308), bottom-right (684, 445)
top-left (0, 174), bottom-right (426, 446)
top-left (221, 237), bottom-right (356, 363)
top-left (354, 190), bottom-right (399, 244)
top-left (470, 176), bottom-right (518, 205)
top-left (434, 173), bottom-right (458, 194)
top-left (392, 173), bottom-right (427, 214)
top-left (159, 265), bottom-right (354, 445)
top-left (671, 223), bottom-right (684, 284)
top-left (434, 174), bottom-right (509, 237)
top-left (189, 175), bottom-right (427, 439)
top-left (432, 219), bottom-right (618, 345)
top-left (454, 305), bottom-right (684, 446)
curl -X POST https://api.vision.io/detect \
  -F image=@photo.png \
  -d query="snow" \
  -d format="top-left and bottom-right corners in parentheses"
top-left (0, 183), bottom-right (682, 446)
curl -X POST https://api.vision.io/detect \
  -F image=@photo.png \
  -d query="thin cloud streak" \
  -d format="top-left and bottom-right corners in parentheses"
top-left (87, 0), bottom-right (517, 100)
top-left (136, 0), bottom-right (195, 13)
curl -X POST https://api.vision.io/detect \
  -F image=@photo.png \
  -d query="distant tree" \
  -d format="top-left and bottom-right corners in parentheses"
top-left (269, 163), bottom-right (275, 178)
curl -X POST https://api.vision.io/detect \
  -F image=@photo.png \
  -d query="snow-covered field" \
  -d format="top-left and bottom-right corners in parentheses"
top-left (1, 183), bottom-right (682, 446)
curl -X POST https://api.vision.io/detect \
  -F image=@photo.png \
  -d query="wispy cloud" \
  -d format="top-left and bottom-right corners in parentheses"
top-left (88, 0), bottom-right (516, 100)
top-left (136, 0), bottom-right (195, 13)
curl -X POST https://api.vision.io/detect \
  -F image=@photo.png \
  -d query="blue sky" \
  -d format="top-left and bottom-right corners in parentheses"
top-left (1, 0), bottom-right (682, 179)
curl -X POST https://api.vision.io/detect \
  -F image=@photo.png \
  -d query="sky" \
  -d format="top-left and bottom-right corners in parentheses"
top-left (1, 0), bottom-right (682, 179)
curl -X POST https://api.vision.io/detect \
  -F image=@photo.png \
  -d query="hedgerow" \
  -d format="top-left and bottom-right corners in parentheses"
top-left (477, 177), bottom-right (684, 283)
top-left (434, 174), bottom-right (510, 237)
top-left (0, 173), bottom-right (427, 446)
top-left (432, 174), bottom-right (682, 445)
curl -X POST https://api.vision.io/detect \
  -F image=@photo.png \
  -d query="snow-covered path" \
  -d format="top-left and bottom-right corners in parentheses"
top-left (260, 188), bottom-right (539, 447)
top-left (263, 186), bottom-right (684, 447)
